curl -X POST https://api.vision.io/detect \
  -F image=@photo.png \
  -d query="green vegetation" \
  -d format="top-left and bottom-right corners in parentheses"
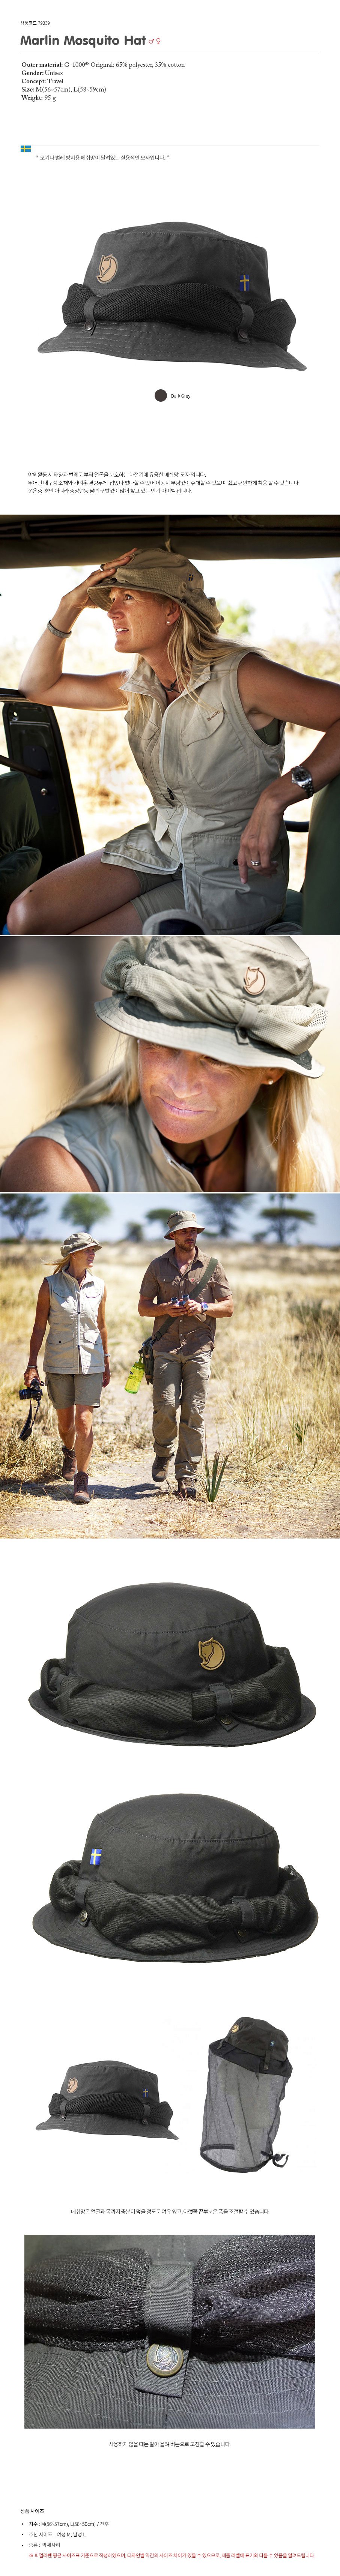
top-left (203, 1444), bottom-right (229, 1503)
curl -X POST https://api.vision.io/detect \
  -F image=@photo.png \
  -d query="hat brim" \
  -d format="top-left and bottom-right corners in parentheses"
top-left (36, 2112), bottom-right (175, 2138)
top-left (38, 326), bottom-right (304, 372)
top-left (29, 1688), bottom-right (316, 1746)
top-left (95, 995), bottom-right (322, 1079)
top-left (33, 1895), bottom-right (318, 1962)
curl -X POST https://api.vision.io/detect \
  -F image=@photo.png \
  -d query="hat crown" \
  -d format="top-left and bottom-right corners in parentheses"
top-left (220, 2018), bottom-right (289, 2057)
top-left (165, 1210), bottom-right (203, 1233)
top-left (98, 932), bottom-right (328, 1066)
top-left (60, 2058), bottom-right (159, 2103)
top-left (61, 1229), bottom-right (99, 1252)
top-left (66, 1581), bottom-right (269, 1698)
top-left (90, 546), bottom-right (218, 623)
top-left (86, 223), bottom-right (270, 303)
top-left (81, 1792), bottom-right (279, 1903)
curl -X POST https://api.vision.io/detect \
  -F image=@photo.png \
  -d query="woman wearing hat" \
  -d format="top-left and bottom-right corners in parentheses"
top-left (23, 1231), bottom-right (110, 1504)
top-left (7, 549), bottom-right (340, 936)
top-left (2, 935), bottom-right (335, 1196)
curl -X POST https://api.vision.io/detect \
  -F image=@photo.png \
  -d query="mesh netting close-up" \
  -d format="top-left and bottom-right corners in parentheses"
top-left (200, 2047), bottom-right (290, 2171)
top-left (24, 2238), bottom-right (314, 2360)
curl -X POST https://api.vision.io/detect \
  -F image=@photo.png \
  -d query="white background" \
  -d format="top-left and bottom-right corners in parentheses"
top-left (2, 3), bottom-right (339, 508)
top-left (21, 1529), bottom-right (322, 2234)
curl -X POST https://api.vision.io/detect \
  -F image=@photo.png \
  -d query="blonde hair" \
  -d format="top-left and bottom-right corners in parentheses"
top-left (51, 1253), bottom-right (95, 1273)
top-left (70, 1038), bottom-right (329, 1193)
top-left (128, 600), bottom-right (228, 728)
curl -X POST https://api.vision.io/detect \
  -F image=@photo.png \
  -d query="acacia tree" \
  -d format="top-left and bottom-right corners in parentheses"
top-left (60, 1195), bottom-right (109, 1230)
top-left (197, 1195), bottom-right (256, 1237)
top-left (0, 1193), bottom-right (48, 1240)
top-left (255, 1196), bottom-right (316, 1246)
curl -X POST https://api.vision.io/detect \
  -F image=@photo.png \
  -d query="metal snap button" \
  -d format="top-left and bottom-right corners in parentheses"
top-left (146, 2342), bottom-right (184, 2378)
top-left (79, 1909), bottom-right (89, 1924)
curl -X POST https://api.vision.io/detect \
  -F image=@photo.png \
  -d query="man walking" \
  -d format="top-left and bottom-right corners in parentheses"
top-left (138, 1213), bottom-right (233, 1501)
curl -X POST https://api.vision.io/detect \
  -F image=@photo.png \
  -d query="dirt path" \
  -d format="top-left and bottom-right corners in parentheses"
top-left (1, 1451), bottom-right (338, 1541)
top-left (2, 1241), bottom-right (339, 1540)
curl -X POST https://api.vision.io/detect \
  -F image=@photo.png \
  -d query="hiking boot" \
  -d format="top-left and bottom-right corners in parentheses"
top-left (72, 1470), bottom-right (90, 1506)
top-left (62, 1446), bottom-right (76, 1481)
top-left (176, 1479), bottom-right (197, 1501)
top-left (152, 1454), bottom-right (170, 1488)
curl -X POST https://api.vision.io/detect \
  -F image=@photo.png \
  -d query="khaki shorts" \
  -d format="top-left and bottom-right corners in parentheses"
top-left (45, 1371), bottom-right (103, 1408)
top-left (133, 869), bottom-right (185, 925)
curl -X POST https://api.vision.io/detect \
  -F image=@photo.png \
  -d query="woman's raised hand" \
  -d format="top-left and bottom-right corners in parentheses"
top-left (90, 552), bottom-right (137, 581)
top-left (54, 572), bottom-right (107, 626)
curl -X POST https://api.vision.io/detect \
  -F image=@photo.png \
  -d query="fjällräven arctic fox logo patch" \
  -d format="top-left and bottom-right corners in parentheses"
top-left (198, 1637), bottom-right (225, 1671)
top-left (243, 965), bottom-right (266, 994)
top-left (96, 253), bottom-right (118, 284)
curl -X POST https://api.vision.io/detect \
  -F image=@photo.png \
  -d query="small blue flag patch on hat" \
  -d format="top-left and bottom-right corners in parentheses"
top-left (143, 2087), bottom-right (149, 2099)
top-left (90, 1846), bottom-right (102, 1867)
top-left (21, 145), bottom-right (31, 154)
top-left (240, 273), bottom-right (250, 292)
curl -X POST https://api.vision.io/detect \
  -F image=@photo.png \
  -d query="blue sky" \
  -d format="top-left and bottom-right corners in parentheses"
top-left (1, 1193), bottom-right (339, 1244)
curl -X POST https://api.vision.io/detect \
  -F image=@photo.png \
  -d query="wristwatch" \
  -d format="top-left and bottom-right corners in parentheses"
top-left (290, 763), bottom-right (314, 794)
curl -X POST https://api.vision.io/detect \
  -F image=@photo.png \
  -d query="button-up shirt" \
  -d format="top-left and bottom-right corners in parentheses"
top-left (126, 650), bottom-right (286, 862)
top-left (138, 1245), bottom-right (231, 1356)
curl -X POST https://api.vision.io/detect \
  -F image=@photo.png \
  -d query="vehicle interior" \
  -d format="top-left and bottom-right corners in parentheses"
top-left (0, 511), bottom-right (338, 933)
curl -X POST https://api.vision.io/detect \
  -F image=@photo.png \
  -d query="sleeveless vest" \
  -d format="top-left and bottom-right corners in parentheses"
top-left (44, 1267), bottom-right (105, 1377)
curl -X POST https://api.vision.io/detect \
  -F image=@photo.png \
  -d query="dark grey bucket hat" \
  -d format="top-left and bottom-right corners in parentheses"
top-left (30, 1578), bottom-right (316, 1749)
top-left (38, 222), bottom-right (304, 369)
top-left (32, 1790), bottom-right (318, 1963)
top-left (37, 2058), bottom-right (174, 2137)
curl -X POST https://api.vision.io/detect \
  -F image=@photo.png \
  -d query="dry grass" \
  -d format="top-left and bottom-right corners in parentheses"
top-left (0, 1240), bottom-right (339, 1538)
